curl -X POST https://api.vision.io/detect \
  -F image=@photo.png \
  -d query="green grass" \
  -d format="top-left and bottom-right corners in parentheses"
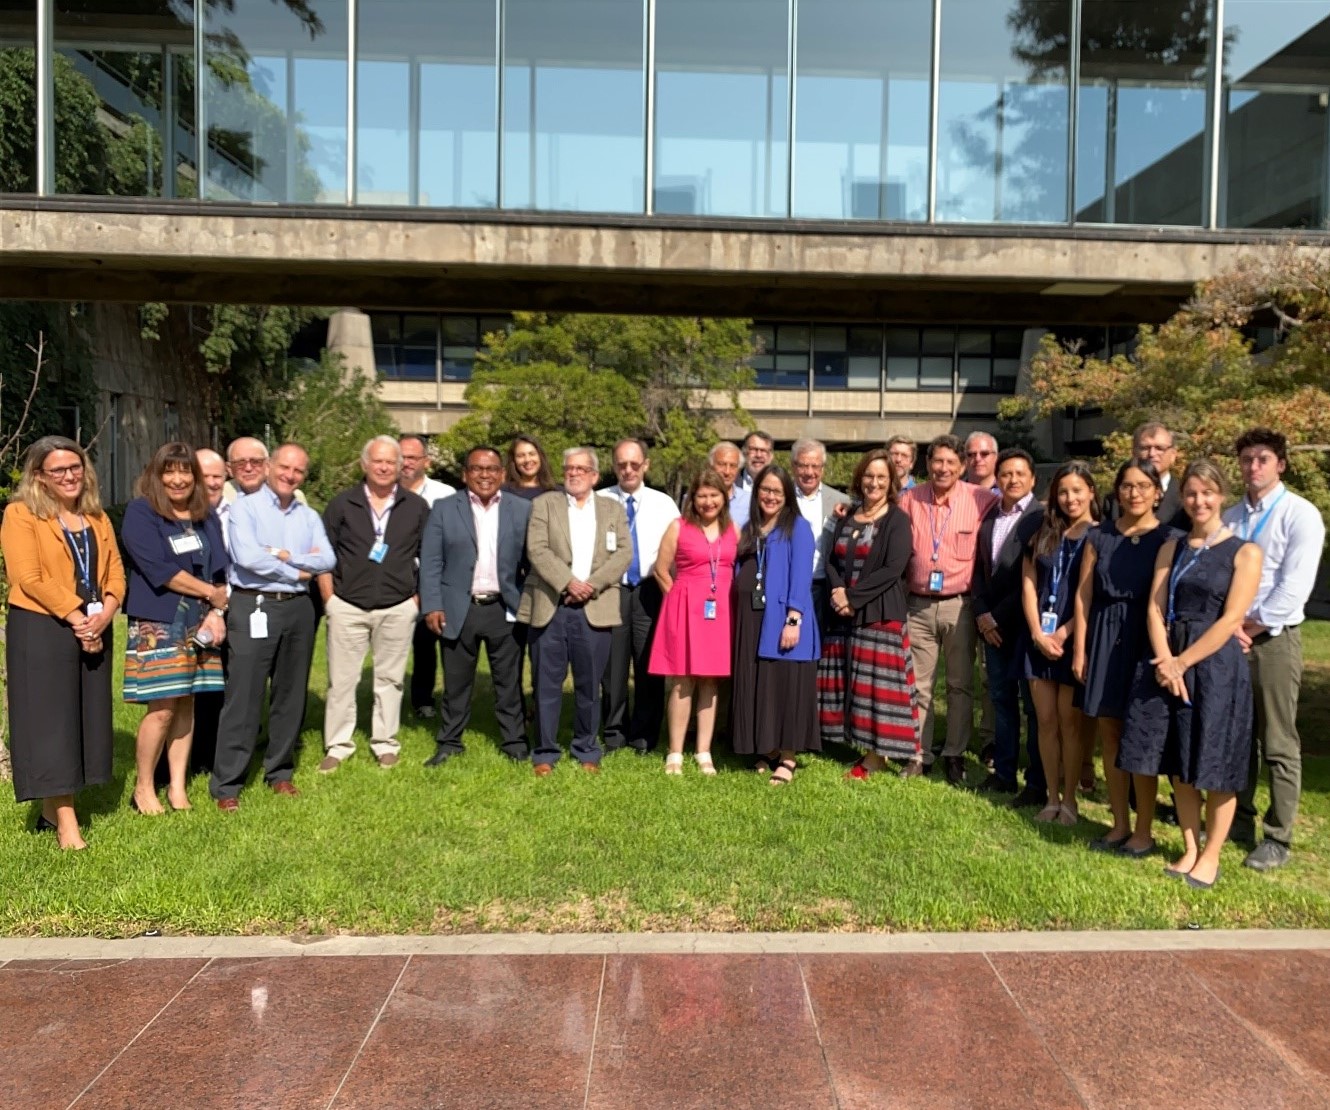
top-left (1, 619), bottom-right (1328, 937)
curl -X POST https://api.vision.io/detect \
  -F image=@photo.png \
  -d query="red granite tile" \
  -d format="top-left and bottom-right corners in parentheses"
top-left (800, 953), bottom-right (1081, 1109)
top-left (1177, 950), bottom-right (1330, 1091)
top-left (332, 954), bottom-right (603, 1109)
top-left (0, 957), bottom-right (206, 1107)
top-left (990, 951), bottom-right (1324, 1109)
top-left (76, 956), bottom-right (406, 1110)
top-left (586, 954), bottom-right (836, 1110)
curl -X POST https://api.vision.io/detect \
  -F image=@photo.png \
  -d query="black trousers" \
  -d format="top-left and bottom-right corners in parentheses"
top-left (529, 605), bottom-right (611, 765)
top-left (600, 579), bottom-right (665, 751)
top-left (436, 600), bottom-right (528, 759)
top-left (209, 591), bottom-right (315, 799)
top-left (410, 616), bottom-right (442, 710)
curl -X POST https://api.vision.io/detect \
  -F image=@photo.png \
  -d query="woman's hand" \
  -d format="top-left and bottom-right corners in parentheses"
top-left (1071, 651), bottom-right (1087, 684)
top-left (1152, 653), bottom-right (1189, 700)
top-left (79, 634), bottom-right (104, 654)
top-left (82, 602), bottom-right (116, 640)
top-left (1034, 632), bottom-right (1063, 661)
top-left (200, 609), bottom-right (228, 647)
top-left (779, 623), bottom-right (800, 652)
top-left (208, 584), bottom-right (230, 611)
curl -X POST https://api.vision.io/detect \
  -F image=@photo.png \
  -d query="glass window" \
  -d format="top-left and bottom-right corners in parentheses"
top-left (1076, 0), bottom-right (1210, 225)
top-left (920, 356), bottom-right (953, 389)
top-left (441, 315), bottom-right (478, 346)
top-left (793, 0), bottom-right (931, 220)
top-left (1222, 1), bottom-right (1330, 229)
top-left (847, 325), bottom-right (882, 389)
top-left (0, 1), bottom-right (36, 192)
top-left (503, 0), bottom-right (644, 213)
top-left (812, 326), bottom-right (847, 390)
top-left (357, 0), bottom-right (497, 207)
top-left (370, 312), bottom-right (401, 343)
top-left (51, 1), bottom-right (195, 197)
top-left (203, 0), bottom-right (348, 203)
top-left (655, 0), bottom-right (788, 217)
top-left (479, 315), bottom-right (510, 345)
top-left (938, 0), bottom-right (1070, 222)
top-left (885, 327), bottom-right (920, 389)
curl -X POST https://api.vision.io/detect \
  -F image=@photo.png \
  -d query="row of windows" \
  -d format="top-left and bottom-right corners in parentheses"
top-left (2, 0), bottom-right (1329, 230)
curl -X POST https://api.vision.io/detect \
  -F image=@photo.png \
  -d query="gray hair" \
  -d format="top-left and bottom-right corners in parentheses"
top-left (709, 441), bottom-right (740, 464)
top-left (563, 445), bottom-right (599, 472)
top-left (361, 434), bottom-right (402, 468)
top-left (791, 438), bottom-right (826, 464)
top-left (964, 431), bottom-right (998, 452)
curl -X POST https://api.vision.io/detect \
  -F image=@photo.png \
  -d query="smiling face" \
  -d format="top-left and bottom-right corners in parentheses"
top-left (928, 447), bottom-right (963, 495)
top-left (692, 483), bottom-right (724, 524)
top-left (562, 451), bottom-right (597, 499)
top-left (463, 449), bottom-right (504, 500)
top-left (996, 456), bottom-right (1034, 508)
top-left (792, 451), bottom-right (823, 496)
top-left (1182, 476), bottom-right (1224, 527)
top-left (269, 445), bottom-right (309, 501)
top-left (227, 437), bottom-right (269, 495)
top-left (755, 473), bottom-right (786, 524)
top-left (965, 437), bottom-right (997, 485)
top-left (1116, 465), bottom-right (1157, 519)
top-left (39, 448), bottom-right (86, 508)
top-left (362, 440), bottom-right (401, 494)
top-left (743, 436), bottom-right (773, 478)
top-left (162, 461), bottom-right (196, 507)
top-left (711, 447), bottom-right (741, 492)
top-left (1056, 473), bottom-right (1093, 523)
top-left (196, 453), bottom-right (226, 507)
top-left (859, 459), bottom-right (893, 509)
top-left (513, 441), bottom-right (542, 482)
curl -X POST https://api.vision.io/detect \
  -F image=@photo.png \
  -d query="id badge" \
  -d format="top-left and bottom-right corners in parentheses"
top-left (85, 601), bottom-right (104, 616)
top-left (250, 608), bottom-right (270, 639)
top-left (170, 532), bottom-right (203, 555)
top-left (605, 531), bottom-right (617, 553)
top-left (928, 569), bottom-right (944, 593)
top-left (703, 598), bottom-right (717, 621)
top-left (369, 540), bottom-right (389, 564)
top-left (1040, 610), bottom-right (1059, 636)
top-left (751, 586), bottom-right (766, 611)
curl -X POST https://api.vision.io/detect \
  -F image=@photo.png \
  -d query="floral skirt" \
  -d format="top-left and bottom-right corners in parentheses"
top-left (123, 602), bottom-right (224, 703)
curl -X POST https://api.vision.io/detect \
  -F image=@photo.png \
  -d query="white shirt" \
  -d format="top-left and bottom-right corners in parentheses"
top-left (469, 489), bottom-right (502, 595)
top-left (410, 476), bottom-right (455, 508)
top-left (1222, 481), bottom-right (1325, 635)
top-left (567, 493), bottom-right (598, 582)
top-left (795, 485), bottom-right (831, 579)
top-left (599, 484), bottom-right (680, 584)
top-left (216, 498), bottom-right (233, 555)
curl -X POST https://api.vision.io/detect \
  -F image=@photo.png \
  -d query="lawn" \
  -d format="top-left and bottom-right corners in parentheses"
top-left (1, 619), bottom-right (1327, 937)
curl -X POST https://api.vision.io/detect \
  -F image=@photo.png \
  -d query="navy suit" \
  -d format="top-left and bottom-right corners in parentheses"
top-left (419, 492), bottom-right (531, 759)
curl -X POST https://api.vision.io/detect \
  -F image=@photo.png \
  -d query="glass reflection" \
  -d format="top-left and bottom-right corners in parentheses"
top-left (655, 0), bottom-right (788, 217)
top-left (357, 0), bottom-right (496, 207)
top-left (0, 0), bottom-right (37, 192)
top-left (203, 0), bottom-right (347, 203)
top-left (938, 0), bottom-right (1070, 223)
top-left (1222, 1), bottom-right (1330, 229)
top-left (794, 0), bottom-right (931, 220)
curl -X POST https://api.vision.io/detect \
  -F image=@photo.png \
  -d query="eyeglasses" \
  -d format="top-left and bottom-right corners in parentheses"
top-left (564, 465), bottom-right (595, 476)
top-left (229, 457), bottom-right (267, 469)
top-left (614, 460), bottom-right (645, 470)
top-left (401, 454), bottom-right (427, 463)
top-left (966, 450), bottom-right (996, 459)
top-left (1138, 444), bottom-right (1174, 455)
top-left (467, 465), bottom-right (503, 475)
top-left (1119, 482), bottom-right (1156, 494)
top-left (42, 463), bottom-right (84, 479)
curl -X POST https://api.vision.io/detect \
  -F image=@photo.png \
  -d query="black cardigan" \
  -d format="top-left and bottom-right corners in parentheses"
top-left (823, 505), bottom-right (913, 627)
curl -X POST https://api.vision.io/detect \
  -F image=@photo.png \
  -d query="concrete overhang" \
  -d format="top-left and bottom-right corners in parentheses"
top-left (2, 197), bottom-right (1324, 323)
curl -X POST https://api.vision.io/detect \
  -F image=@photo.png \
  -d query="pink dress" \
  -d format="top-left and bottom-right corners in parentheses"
top-left (649, 522), bottom-right (737, 678)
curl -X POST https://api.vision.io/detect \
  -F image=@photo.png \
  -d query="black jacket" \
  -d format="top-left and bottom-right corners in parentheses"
top-left (972, 498), bottom-right (1045, 645)
top-left (823, 506), bottom-right (913, 627)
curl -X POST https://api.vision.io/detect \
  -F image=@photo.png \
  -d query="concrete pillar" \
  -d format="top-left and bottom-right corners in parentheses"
top-left (326, 308), bottom-right (376, 380)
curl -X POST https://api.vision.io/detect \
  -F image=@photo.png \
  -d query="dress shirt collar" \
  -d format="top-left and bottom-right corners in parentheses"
top-left (1244, 481), bottom-right (1284, 512)
top-left (796, 484), bottom-right (822, 503)
top-left (468, 488), bottom-right (502, 509)
top-left (998, 492), bottom-right (1034, 517)
top-left (259, 483), bottom-right (301, 515)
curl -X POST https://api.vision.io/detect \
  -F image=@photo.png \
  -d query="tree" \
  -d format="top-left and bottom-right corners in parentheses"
top-left (441, 313), bottom-right (756, 494)
top-left (1003, 244), bottom-right (1330, 515)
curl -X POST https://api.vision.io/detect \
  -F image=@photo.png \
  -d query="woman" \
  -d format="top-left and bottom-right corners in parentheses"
top-left (730, 465), bottom-right (821, 785)
top-left (819, 448), bottom-right (921, 779)
top-left (1073, 460), bottom-right (1178, 856)
top-left (120, 442), bottom-right (229, 814)
top-left (1120, 459), bottom-right (1261, 889)
top-left (503, 435), bottom-right (557, 500)
top-left (1022, 460), bottom-right (1099, 826)
top-left (1, 436), bottom-right (124, 849)
top-left (649, 469), bottom-right (738, 775)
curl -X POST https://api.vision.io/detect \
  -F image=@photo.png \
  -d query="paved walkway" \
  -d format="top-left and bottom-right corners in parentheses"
top-left (3, 932), bottom-right (1329, 1109)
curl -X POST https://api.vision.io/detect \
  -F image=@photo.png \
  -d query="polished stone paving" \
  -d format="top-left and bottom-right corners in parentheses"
top-left (3, 936), bottom-right (1329, 1109)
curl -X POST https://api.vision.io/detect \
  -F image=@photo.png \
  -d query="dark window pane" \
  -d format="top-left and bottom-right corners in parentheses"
top-left (994, 357), bottom-right (1020, 390)
top-left (959, 355), bottom-right (991, 389)
top-left (370, 313), bottom-right (402, 343)
top-left (479, 316), bottom-right (510, 344)
top-left (441, 315), bottom-right (478, 346)
top-left (0, 2), bottom-right (37, 193)
top-left (920, 355), bottom-right (953, 388)
top-left (993, 327), bottom-right (1025, 358)
top-left (957, 327), bottom-right (991, 355)
top-left (847, 326), bottom-right (882, 357)
top-left (813, 350), bottom-right (847, 389)
top-left (752, 324), bottom-right (776, 354)
top-left (885, 327), bottom-right (921, 357)
top-left (922, 327), bottom-right (955, 357)
top-left (402, 314), bottom-right (437, 346)
top-left (400, 346), bottom-right (436, 379)
top-left (777, 325), bottom-right (811, 352)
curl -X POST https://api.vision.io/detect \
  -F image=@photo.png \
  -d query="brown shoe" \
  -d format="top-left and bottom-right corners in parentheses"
top-left (581, 762), bottom-right (601, 775)
top-left (318, 756), bottom-right (341, 774)
top-left (533, 763), bottom-right (554, 777)
top-left (899, 759), bottom-right (925, 779)
top-left (376, 753), bottom-right (399, 768)
top-left (216, 797), bottom-right (239, 812)
top-left (944, 756), bottom-right (967, 787)
top-left (270, 781), bottom-right (299, 797)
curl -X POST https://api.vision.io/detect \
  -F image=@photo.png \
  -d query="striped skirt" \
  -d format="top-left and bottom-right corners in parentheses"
top-left (123, 614), bottom-right (224, 703)
top-left (818, 619), bottom-right (920, 760)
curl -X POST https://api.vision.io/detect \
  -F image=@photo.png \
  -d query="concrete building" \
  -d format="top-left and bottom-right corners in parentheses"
top-left (2, 0), bottom-right (1329, 455)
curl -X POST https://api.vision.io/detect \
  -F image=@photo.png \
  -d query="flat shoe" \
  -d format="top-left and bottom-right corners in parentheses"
top-left (1162, 865), bottom-right (1188, 880)
top-left (1116, 839), bottom-right (1156, 859)
top-left (35, 815), bottom-right (56, 833)
top-left (1034, 803), bottom-right (1061, 823)
top-left (1089, 833), bottom-right (1129, 853)
top-left (664, 753), bottom-right (684, 776)
top-left (1185, 868), bottom-right (1220, 890)
top-left (844, 761), bottom-right (871, 781)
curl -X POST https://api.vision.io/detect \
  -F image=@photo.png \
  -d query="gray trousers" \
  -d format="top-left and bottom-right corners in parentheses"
top-left (1238, 626), bottom-right (1304, 846)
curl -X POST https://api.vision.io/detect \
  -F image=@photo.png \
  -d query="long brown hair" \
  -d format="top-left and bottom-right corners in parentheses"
top-left (1032, 460), bottom-right (1100, 556)
top-left (136, 442), bottom-right (210, 522)
top-left (682, 468), bottom-right (733, 532)
top-left (11, 436), bottom-right (104, 519)
top-left (505, 435), bottom-right (556, 491)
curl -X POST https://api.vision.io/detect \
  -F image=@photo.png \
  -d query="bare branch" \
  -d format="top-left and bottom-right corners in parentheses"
top-left (0, 333), bottom-right (47, 465)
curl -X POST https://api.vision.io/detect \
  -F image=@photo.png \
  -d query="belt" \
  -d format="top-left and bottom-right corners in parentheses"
top-left (234, 587), bottom-right (306, 603)
top-left (910, 592), bottom-right (966, 602)
top-left (471, 593), bottom-right (501, 606)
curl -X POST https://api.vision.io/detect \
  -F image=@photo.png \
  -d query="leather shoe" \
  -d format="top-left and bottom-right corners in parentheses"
top-left (581, 762), bottom-right (600, 775)
top-left (979, 742), bottom-right (996, 771)
top-left (376, 752), bottom-right (399, 768)
top-left (317, 755), bottom-right (341, 774)
top-left (270, 781), bottom-right (299, 797)
top-left (944, 756), bottom-right (967, 787)
top-left (216, 797), bottom-right (239, 812)
top-left (898, 759), bottom-right (925, 779)
top-left (424, 749), bottom-right (453, 767)
top-left (1243, 840), bottom-right (1290, 871)
top-left (533, 763), bottom-right (554, 777)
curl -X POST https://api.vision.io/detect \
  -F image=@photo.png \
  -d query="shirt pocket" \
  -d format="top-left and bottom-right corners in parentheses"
top-left (954, 528), bottom-right (978, 563)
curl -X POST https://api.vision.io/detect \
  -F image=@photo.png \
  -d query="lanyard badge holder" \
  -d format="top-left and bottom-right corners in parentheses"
top-left (1041, 534), bottom-right (1085, 636)
top-left (250, 594), bottom-right (269, 639)
top-left (751, 538), bottom-right (767, 611)
top-left (62, 517), bottom-right (102, 615)
top-left (704, 531), bottom-right (720, 620)
top-left (368, 490), bottom-right (394, 564)
top-left (928, 500), bottom-right (951, 594)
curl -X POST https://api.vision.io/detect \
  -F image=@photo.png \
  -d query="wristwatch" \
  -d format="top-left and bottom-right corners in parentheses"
top-left (785, 616), bottom-right (801, 627)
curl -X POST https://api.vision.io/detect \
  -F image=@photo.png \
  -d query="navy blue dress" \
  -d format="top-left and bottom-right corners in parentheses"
top-left (1022, 529), bottom-right (1092, 686)
top-left (1118, 536), bottom-right (1253, 792)
top-left (1082, 522), bottom-right (1181, 720)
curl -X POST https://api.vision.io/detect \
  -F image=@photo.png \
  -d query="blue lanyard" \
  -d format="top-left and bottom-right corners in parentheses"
top-left (929, 500), bottom-right (952, 562)
top-left (1238, 488), bottom-right (1286, 544)
top-left (366, 486), bottom-right (397, 540)
top-left (60, 517), bottom-right (97, 600)
top-left (1167, 534), bottom-right (1220, 625)
top-left (706, 528), bottom-right (721, 595)
top-left (1045, 533), bottom-right (1086, 609)
top-left (754, 535), bottom-right (768, 587)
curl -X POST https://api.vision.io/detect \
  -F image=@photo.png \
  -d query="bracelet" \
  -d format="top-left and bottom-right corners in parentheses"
top-left (210, 607), bottom-right (227, 617)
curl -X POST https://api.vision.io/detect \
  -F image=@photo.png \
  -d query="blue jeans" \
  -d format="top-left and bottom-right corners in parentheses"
top-left (984, 641), bottom-right (1044, 794)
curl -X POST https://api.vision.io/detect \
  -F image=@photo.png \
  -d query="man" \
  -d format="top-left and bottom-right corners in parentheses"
top-left (899, 434), bottom-right (998, 784)
top-left (317, 436), bottom-right (430, 772)
top-left (972, 448), bottom-right (1046, 805)
top-left (1224, 428), bottom-right (1325, 871)
top-left (210, 443), bottom-right (335, 809)
top-left (886, 435), bottom-right (918, 493)
top-left (221, 436), bottom-right (270, 544)
top-left (519, 447), bottom-right (631, 774)
top-left (1105, 422), bottom-right (1189, 529)
top-left (964, 431), bottom-right (999, 493)
top-left (736, 430), bottom-right (775, 491)
top-left (399, 433), bottom-right (456, 719)
top-left (419, 446), bottom-right (531, 765)
top-left (708, 441), bottom-right (751, 528)
top-left (599, 438), bottom-right (680, 753)
top-left (791, 437), bottom-right (850, 613)
top-left (192, 448), bottom-right (229, 774)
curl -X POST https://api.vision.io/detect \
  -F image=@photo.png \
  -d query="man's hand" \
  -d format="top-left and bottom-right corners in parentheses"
top-left (425, 611), bottom-right (446, 636)
top-left (976, 612), bottom-right (1001, 647)
top-left (564, 579), bottom-right (595, 603)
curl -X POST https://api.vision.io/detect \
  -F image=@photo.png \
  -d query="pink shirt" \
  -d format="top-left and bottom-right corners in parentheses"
top-left (900, 481), bottom-right (998, 596)
top-left (469, 489), bottom-right (502, 595)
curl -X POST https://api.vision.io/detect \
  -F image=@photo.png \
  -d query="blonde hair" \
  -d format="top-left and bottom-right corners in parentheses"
top-left (10, 436), bottom-right (104, 520)
top-left (1181, 457), bottom-right (1230, 502)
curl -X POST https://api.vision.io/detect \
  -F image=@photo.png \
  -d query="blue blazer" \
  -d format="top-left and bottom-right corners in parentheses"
top-left (120, 497), bottom-right (228, 623)
top-left (745, 515), bottom-right (822, 662)
top-left (419, 491), bottom-right (530, 641)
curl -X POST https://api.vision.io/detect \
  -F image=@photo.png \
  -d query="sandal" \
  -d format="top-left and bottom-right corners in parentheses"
top-left (844, 760), bottom-right (871, 781)
top-left (695, 752), bottom-right (717, 776)
top-left (1034, 802), bottom-right (1061, 823)
top-left (1057, 803), bottom-right (1079, 827)
top-left (754, 754), bottom-right (776, 775)
top-left (664, 753), bottom-right (684, 776)
top-left (769, 759), bottom-right (796, 787)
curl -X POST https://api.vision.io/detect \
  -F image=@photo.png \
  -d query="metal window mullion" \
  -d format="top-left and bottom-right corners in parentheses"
top-left (162, 44), bottom-right (176, 198)
top-left (195, 0), bottom-right (205, 197)
top-left (37, 0), bottom-right (53, 194)
top-left (927, 0), bottom-right (942, 222)
top-left (346, 0), bottom-right (358, 204)
top-left (786, 0), bottom-right (796, 217)
top-left (495, 0), bottom-right (505, 208)
top-left (644, 0), bottom-right (654, 215)
top-left (1066, 0), bottom-right (1080, 224)
top-left (1206, 0), bottom-right (1225, 229)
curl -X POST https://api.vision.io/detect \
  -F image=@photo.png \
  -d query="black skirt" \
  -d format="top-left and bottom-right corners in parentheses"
top-left (5, 606), bottom-right (114, 802)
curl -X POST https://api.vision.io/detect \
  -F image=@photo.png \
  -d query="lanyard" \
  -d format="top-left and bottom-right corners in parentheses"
top-left (1045, 533), bottom-right (1086, 609)
top-left (61, 516), bottom-right (97, 600)
top-left (706, 528), bottom-right (721, 595)
top-left (366, 485), bottom-right (397, 540)
top-left (1167, 533), bottom-right (1220, 625)
top-left (755, 535), bottom-right (767, 588)
top-left (928, 499), bottom-right (952, 563)
top-left (1238, 488), bottom-right (1286, 544)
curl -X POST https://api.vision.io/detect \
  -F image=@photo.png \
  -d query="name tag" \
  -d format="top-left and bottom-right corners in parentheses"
top-left (369, 540), bottom-right (389, 564)
top-left (928, 569), bottom-right (944, 593)
top-left (1040, 611), bottom-right (1059, 636)
top-left (605, 531), bottom-right (617, 552)
top-left (703, 598), bottom-right (717, 621)
top-left (170, 532), bottom-right (203, 555)
top-left (250, 608), bottom-right (269, 639)
top-left (85, 601), bottom-right (104, 616)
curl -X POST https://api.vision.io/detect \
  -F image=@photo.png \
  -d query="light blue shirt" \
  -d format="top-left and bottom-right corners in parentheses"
top-left (729, 484), bottom-right (751, 530)
top-left (227, 485), bottom-right (336, 591)
top-left (1222, 481), bottom-right (1325, 635)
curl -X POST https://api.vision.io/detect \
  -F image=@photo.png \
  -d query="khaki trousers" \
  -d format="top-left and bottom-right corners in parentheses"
top-left (324, 595), bottom-right (418, 760)
top-left (908, 594), bottom-right (977, 762)
top-left (1238, 626), bottom-right (1304, 846)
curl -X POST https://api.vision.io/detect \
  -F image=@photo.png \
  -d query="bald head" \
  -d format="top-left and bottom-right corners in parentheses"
top-left (226, 436), bottom-right (270, 495)
top-left (195, 448), bottom-right (226, 507)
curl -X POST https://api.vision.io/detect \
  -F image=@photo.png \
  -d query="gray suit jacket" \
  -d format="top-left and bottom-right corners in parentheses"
top-left (419, 491), bottom-right (530, 641)
top-left (518, 491), bottom-right (632, 629)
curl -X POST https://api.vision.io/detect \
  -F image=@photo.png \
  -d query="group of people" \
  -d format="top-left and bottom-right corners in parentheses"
top-left (2, 423), bottom-right (1321, 888)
